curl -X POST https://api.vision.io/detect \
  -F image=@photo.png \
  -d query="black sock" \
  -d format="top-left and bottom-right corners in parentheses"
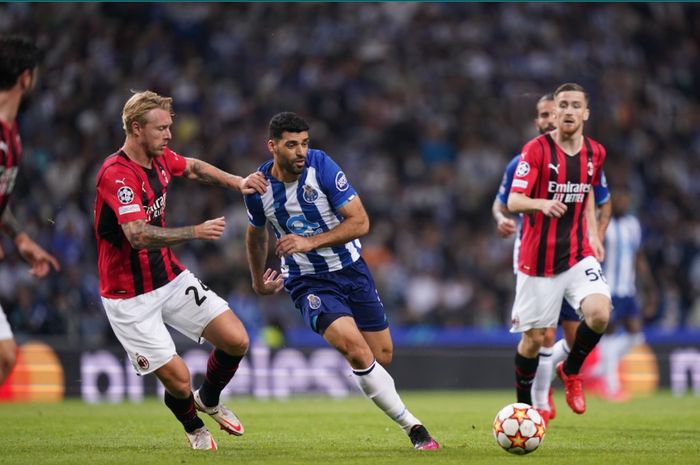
top-left (514, 352), bottom-right (539, 405)
top-left (564, 321), bottom-right (603, 375)
top-left (198, 349), bottom-right (243, 407)
top-left (164, 391), bottom-right (204, 433)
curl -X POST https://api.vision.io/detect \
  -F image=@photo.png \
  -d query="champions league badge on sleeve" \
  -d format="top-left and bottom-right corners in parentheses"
top-left (117, 186), bottom-right (135, 204)
top-left (515, 161), bottom-right (530, 178)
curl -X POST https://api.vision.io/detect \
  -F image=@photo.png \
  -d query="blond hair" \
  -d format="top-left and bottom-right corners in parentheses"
top-left (122, 90), bottom-right (173, 134)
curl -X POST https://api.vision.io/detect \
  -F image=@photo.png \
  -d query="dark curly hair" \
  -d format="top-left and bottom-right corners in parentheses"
top-left (0, 35), bottom-right (40, 90)
top-left (268, 112), bottom-right (310, 140)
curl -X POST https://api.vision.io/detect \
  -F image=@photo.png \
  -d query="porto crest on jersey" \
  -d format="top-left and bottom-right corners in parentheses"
top-left (302, 184), bottom-right (319, 203)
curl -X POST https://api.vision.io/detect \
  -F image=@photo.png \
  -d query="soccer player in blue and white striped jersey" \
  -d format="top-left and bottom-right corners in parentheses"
top-left (598, 185), bottom-right (657, 400)
top-left (245, 112), bottom-right (439, 450)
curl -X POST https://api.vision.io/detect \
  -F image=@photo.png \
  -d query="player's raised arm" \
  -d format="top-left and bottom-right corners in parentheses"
top-left (183, 157), bottom-right (267, 194)
top-left (121, 216), bottom-right (225, 249)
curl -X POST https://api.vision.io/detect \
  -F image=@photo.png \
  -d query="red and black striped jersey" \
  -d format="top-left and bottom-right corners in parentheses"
top-left (0, 119), bottom-right (22, 217)
top-left (94, 147), bottom-right (187, 298)
top-left (509, 133), bottom-right (606, 277)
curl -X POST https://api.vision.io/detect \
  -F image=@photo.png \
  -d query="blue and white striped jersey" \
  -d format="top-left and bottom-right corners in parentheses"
top-left (603, 214), bottom-right (642, 298)
top-left (244, 149), bottom-right (362, 279)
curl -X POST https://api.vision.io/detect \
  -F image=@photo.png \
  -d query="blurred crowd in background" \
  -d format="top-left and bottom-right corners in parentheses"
top-left (0, 3), bottom-right (698, 348)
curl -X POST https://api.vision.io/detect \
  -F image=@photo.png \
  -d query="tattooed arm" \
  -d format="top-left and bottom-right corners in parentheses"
top-left (121, 217), bottom-right (226, 249)
top-left (183, 157), bottom-right (268, 194)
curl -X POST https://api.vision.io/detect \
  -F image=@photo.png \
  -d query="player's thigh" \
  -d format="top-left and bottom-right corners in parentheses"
top-left (101, 293), bottom-right (176, 375)
top-left (564, 256), bottom-right (611, 315)
top-left (361, 328), bottom-right (393, 365)
top-left (347, 258), bottom-right (390, 333)
top-left (510, 272), bottom-right (565, 333)
top-left (201, 310), bottom-right (249, 355)
top-left (322, 316), bottom-right (374, 368)
top-left (163, 270), bottom-right (230, 343)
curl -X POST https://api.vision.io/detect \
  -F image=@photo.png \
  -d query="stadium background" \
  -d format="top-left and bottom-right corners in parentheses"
top-left (0, 3), bottom-right (698, 400)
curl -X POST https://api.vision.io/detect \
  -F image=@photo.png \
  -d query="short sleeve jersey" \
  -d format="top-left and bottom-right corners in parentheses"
top-left (244, 149), bottom-right (361, 279)
top-left (94, 147), bottom-right (187, 298)
top-left (509, 133), bottom-right (606, 277)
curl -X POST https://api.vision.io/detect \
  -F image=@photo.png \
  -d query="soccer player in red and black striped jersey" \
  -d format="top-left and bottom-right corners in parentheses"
top-left (0, 36), bottom-right (60, 387)
top-left (507, 83), bottom-right (612, 415)
top-left (94, 90), bottom-right (267, 449)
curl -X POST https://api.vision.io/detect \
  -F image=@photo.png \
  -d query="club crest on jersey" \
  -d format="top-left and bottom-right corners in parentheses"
top-left (335, 171), bottom-right (349, 191)
top-left (286, 215), bottom-right (322, 237)
top-left (515, 161), bottom-right (530, 177)
top-left (307, 294), bottom-right (322, 310)
top-left (302, 184), bottom-right (319, 203)
top-left (135, 354), bottom-right (149, 370)
top-left (117, 186), bottom-right (134, 204)
top-left (587, 161), bottom-right (594, 176)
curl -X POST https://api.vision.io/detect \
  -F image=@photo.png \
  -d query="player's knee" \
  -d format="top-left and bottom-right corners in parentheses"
top-left (587, 309), bottom-right (609, 333)
top-left (375, 347), bottom-right (393, 366)
top-left (165, 376), bottom-right (192, 398)
top-left (227, 333), bottom-right (250, 356)
top-left (340, 343), bottom-right (374, 369)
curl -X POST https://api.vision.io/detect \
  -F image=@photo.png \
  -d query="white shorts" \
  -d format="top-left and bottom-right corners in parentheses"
top-left (510, 256), bottom-right (611, 333)
top-left (101, 270), bottom-right (230, 375)
top-left (0, 304), bottom-right (13, 340)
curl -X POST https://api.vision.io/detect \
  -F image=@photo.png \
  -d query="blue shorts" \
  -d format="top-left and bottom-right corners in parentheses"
top-left (559, 300), bottom-right (580, 323)
top-left (610, 296), bottom-right (639, 322)
top-left (284, 257), bottom-right (389, 334)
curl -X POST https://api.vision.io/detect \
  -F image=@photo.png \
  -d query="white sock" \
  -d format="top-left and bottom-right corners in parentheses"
top-left (599, 334), bottom-right (620, 393)
top-left (604, 332), bottom-right (645, 393)
top-left (531, 346), bottom-right (553, 410)
top-left (549, 339), bottom-right (570, 382)
top-left (352, 360), bottom-right (420, 433)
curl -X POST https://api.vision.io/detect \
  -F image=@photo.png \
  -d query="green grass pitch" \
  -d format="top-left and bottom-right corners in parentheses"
top-left (0, 390), bottom-right (697, 465)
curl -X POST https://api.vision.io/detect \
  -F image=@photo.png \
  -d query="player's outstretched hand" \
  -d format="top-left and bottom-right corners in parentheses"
top-left (254, 268), bottom-right (284, 295)
top-left (497, 217), bottom-right (517, 238)
top-left (541, 199), bottom-right (567, 218)
top-left (15, 233), bottom-right (60, 278)
top-left (240, 171), bottom-right (268, 195)
top-left (195, 217), bottom-right (226, 241)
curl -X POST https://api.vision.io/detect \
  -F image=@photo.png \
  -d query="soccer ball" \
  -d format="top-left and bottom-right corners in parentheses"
top-left (492, 402), bottom-right (546, 455)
